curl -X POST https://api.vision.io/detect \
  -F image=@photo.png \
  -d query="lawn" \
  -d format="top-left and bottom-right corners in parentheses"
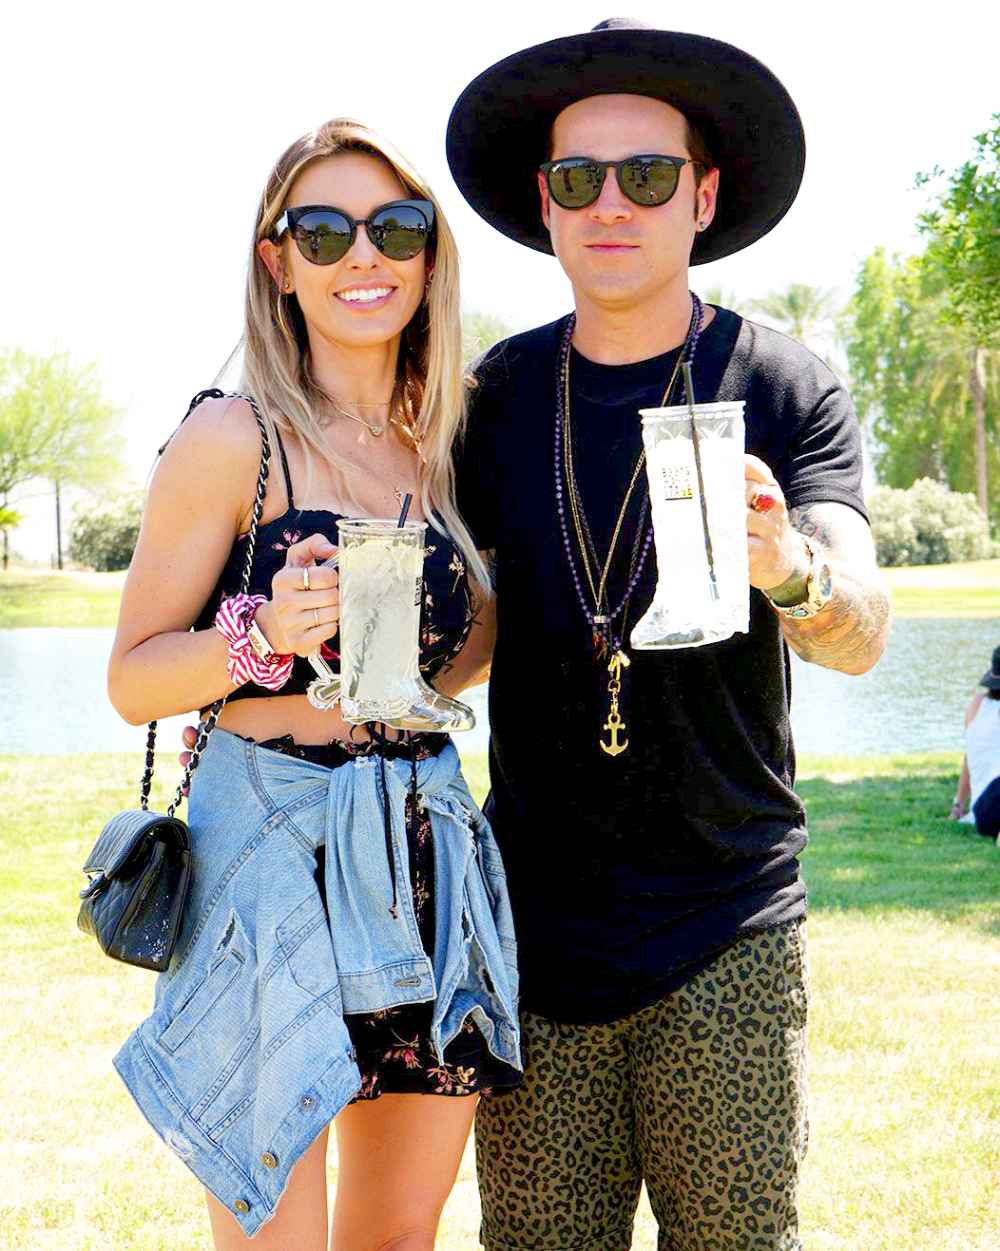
top-left (0, 568), bottom-right (126, 627)
top-left (1, 750), bottom-right (997, 1249)
top-left (1, 558), bottom-right (997, 627)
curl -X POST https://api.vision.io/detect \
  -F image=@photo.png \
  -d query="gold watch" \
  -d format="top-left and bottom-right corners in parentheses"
top-left (764, 537), bottom-right (833, 618)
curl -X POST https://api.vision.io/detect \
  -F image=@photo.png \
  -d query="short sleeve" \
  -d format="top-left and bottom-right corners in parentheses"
top-left (775, 383), bottom-right (869, 523)
top-left (454, 372), bottom-right (500, 551)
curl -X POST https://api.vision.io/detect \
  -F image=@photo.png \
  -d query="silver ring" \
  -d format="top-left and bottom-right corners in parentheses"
top-left (313, 607), bottom-right (320, 628)
top-left (302, 566), bottom-right (310, 592)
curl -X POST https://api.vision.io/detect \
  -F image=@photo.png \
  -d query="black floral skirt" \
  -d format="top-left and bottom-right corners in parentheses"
top-left (254, 731), bottom-right (522, 1102)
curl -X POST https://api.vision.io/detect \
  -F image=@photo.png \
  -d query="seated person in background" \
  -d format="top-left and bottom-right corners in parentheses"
top-left (951, 643), bottom-right (1000, 841)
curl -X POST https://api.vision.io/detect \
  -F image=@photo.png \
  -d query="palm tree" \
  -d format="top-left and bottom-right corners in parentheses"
top-left (747, 283), bottom-right (839, 360)
top-left (914, 295), bottom-right (1000, 517)
top-left (700, 285), bottom-right (748, 315)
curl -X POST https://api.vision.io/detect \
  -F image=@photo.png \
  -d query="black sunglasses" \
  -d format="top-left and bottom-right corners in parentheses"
top-left (272, 198), bottom-right (435, 264)
top-left (539, 155), bottom-right (703, 210)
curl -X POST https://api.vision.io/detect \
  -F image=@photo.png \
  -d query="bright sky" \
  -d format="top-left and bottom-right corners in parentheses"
top-left (5, 0), bottom-right (999, 560)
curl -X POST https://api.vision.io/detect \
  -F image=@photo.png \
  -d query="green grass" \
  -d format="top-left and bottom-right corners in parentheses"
top-left (881, 558), bottom-right (1000, 618)
top-left (1, 750), bottom-right (998, 1249)
top-left (1, 559), bottom-right (997, 628)
top-left (0, 568), bottom-right (125, 627)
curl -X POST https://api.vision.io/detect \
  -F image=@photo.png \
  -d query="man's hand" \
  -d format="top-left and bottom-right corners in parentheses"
top-left (740, 454), bottom-right (891, 676)
top-left (744, 455), bottom-right (809, 595)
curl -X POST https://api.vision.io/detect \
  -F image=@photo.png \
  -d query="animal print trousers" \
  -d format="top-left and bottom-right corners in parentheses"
top-left (475, 919), bottom-right (809, 1251)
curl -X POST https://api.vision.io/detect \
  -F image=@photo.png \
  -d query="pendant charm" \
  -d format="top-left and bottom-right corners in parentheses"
top-left (600, 650), bottom-right (631, 757)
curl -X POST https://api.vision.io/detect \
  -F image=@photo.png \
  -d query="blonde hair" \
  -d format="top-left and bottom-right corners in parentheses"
top-left (241, 118), bottom-right (490, 592)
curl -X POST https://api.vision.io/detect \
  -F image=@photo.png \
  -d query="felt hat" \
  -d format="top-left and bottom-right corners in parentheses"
top-left (446, 17), bottom-right (806, 265)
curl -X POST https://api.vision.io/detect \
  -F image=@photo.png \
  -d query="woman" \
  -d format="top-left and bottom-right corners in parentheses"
top-left (107, 119), bottom-right (521, 1250)
top-left (951, 643), bottom-right (1000, 841)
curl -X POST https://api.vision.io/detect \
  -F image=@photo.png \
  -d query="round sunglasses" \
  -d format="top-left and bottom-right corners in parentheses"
top-left (539, 155), bottom-right (703, 210)
top-left (271, 198), bottom-right (435, 265)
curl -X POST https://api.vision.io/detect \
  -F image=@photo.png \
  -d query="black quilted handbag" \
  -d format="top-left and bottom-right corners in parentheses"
top-left (77, 389), bottom-right (273, 971)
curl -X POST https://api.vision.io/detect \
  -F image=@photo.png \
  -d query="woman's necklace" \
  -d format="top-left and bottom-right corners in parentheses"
top-left (323, 391), bottom-right (393, 437)
top-left (554, 293), bottom-right (705, 758)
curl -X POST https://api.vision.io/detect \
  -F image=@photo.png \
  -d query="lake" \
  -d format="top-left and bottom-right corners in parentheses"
top-left (0, 618), bottom-right (995, 760)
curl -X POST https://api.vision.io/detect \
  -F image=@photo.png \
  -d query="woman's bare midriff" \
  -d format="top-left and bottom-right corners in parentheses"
top-left (210, 693), bottom-right (403, 747)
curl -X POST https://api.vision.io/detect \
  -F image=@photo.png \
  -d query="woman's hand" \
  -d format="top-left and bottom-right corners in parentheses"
top-left (255, 533), bottom-right (340, 657)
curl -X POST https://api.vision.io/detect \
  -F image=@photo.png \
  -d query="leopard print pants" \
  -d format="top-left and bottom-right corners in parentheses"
top-left (475, 919), bottom-right (809, 1251)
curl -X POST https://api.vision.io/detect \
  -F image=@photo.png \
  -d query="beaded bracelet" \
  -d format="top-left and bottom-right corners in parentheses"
top-left (214, 593), bottom-right (294, 691)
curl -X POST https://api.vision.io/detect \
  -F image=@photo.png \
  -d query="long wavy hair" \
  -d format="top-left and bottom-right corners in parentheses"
top-left (240, 118), bottom-right (489, 592)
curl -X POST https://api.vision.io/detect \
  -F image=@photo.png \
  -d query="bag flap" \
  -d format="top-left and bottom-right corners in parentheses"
top-left (81, 810), bottom-right (190, 878)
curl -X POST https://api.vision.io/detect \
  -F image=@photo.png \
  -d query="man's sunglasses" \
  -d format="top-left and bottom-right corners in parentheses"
top-left (271, 198), bottom-right (435, 265)
top-left (539, 155), bottom-right (703, 210)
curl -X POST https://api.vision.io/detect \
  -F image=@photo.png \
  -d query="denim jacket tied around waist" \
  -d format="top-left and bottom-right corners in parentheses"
top-left (112, 727), bottom-right (521, 1240)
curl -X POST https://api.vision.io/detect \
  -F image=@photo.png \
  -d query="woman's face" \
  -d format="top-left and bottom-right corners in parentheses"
top-left (260, 152), bottom-right (428, 352)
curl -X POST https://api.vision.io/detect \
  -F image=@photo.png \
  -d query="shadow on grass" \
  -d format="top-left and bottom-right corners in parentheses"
top-left (799, 769), bottom-right (1000, 935)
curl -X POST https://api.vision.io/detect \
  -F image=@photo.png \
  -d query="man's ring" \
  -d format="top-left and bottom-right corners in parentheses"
top-left (302, 566), bottom-right (310, 591)
top-left (313, 607), bottom-right (320, 628)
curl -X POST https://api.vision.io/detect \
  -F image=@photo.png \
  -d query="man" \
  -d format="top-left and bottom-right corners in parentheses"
top-left (444, 19), bottom-right (891, 1251)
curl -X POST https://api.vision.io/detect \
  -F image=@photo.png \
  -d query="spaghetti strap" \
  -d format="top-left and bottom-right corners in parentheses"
top-left (273, 427), bottom-right (295, 510)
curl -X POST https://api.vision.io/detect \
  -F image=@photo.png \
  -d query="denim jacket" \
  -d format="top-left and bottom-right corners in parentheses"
top-left (112, 727), bottom-right (521, 1239)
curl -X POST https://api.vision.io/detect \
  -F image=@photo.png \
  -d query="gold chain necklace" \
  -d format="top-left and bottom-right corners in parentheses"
top-left (323, 392), bottom-right (393, 437)
top-left (559, 303), bottom-right (700, 757)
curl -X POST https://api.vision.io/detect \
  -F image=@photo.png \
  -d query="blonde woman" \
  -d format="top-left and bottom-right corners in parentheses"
top-left (107, 120), bottom-right (522, 1250)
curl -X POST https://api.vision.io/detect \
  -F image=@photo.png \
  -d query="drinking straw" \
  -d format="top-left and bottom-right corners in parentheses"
top-left (681, 363), bottom-right (720, 602)
top-left (396, 492), bottom-right (413, 527)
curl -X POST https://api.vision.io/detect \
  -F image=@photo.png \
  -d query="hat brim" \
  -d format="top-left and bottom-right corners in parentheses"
top-left (446, 27), bottom-right (805, 265)
top-left (981, 670), bottom-right (1000, 690)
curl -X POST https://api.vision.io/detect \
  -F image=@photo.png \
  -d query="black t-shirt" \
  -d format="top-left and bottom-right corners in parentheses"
top-left (455, 306), bottom-right (868, 1023)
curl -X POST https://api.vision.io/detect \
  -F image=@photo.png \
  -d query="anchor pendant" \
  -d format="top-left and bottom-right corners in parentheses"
top-left (600, 706), bottom-right (629, 756)
top-left (599, 649), bottom-right (631, 757)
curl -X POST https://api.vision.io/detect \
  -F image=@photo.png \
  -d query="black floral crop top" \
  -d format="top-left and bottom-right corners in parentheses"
top-left (190, 412), bottom-right (475, 704)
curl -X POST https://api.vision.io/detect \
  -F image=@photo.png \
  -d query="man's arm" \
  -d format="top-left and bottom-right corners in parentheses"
top-left (768, 501), bottom-right (892, 676)
top-left (745, 455), bottom-right (891, 676)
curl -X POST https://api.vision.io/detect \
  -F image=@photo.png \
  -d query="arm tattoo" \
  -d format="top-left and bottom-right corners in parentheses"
top-left (777, 503), bottom-right (891, 675)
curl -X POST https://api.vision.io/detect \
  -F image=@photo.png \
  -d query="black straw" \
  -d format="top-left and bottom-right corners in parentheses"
top-left (396, 492), bottom-right (413, 527)
top-left (682, 363), bottom-right (720, 602)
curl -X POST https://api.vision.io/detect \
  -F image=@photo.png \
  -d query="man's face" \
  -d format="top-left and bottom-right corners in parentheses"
top-left (539, 94), bottom-right (719, 310)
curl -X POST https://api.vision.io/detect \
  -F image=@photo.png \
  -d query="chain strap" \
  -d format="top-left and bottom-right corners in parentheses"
top-left (134, 388), bottom-right (273, 817)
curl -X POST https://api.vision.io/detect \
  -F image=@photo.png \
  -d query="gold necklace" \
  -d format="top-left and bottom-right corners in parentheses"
top-left (324, 392), bottom-right (393, 437)
top-left (559, 315), bottom-right (695, 758)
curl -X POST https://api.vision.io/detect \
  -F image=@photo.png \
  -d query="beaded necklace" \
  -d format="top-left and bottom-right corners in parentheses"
top-left (554, 293), bottom-right (705, 757)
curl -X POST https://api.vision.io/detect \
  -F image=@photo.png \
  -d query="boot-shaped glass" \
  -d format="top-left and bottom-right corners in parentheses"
top-left (630, 401), bottom-right (749, 650)
top-left (310, 518), bottom-right (474, 732)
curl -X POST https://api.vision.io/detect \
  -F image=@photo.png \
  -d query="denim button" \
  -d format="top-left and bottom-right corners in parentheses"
top-left (261, 1151), bottom-right (278, 1168)
top-left (234, 1199), bottom-right (250, 1213)
top-left (300, 1095), bottom-right (315, 1110)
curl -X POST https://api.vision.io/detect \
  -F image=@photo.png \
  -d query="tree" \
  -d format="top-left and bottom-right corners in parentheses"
top-left (0, 349), bottom-right (124, 568)
top-left (916, 115), bottom-right (1000, 519)
top-left (462, 310), bottom-right (514, 370)
top-left (701, 285), bottom-right (748, 316)
top-left (746, 282), bottom-right (839, 361)
top-left (0, 503), bottom-right (22, 571)
top-left (69, 490), bottom-right (143, 571)
top-left (843, 247), bottom-right (1000, 526)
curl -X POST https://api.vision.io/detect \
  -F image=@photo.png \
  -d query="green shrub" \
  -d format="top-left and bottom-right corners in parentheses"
top-left (68, 490), bottom-right (143, 571)
top-left (868, 477), bottom-right (991, 565)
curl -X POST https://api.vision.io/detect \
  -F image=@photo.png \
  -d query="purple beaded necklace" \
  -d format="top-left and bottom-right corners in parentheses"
top-left (554, 293), bottom-right (705, 657)
top-left (553, 293), bottom-right (704, 757)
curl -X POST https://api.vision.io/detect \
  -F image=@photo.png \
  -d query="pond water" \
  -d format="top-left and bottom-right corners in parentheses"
top-left (1, 618), bottom-right (996, 761)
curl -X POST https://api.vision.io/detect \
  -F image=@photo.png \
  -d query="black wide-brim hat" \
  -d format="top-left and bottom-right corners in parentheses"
top-left (981, 644), bottom-right (1000, 690)
top-left (446, 18), bottom-right (805, 265)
